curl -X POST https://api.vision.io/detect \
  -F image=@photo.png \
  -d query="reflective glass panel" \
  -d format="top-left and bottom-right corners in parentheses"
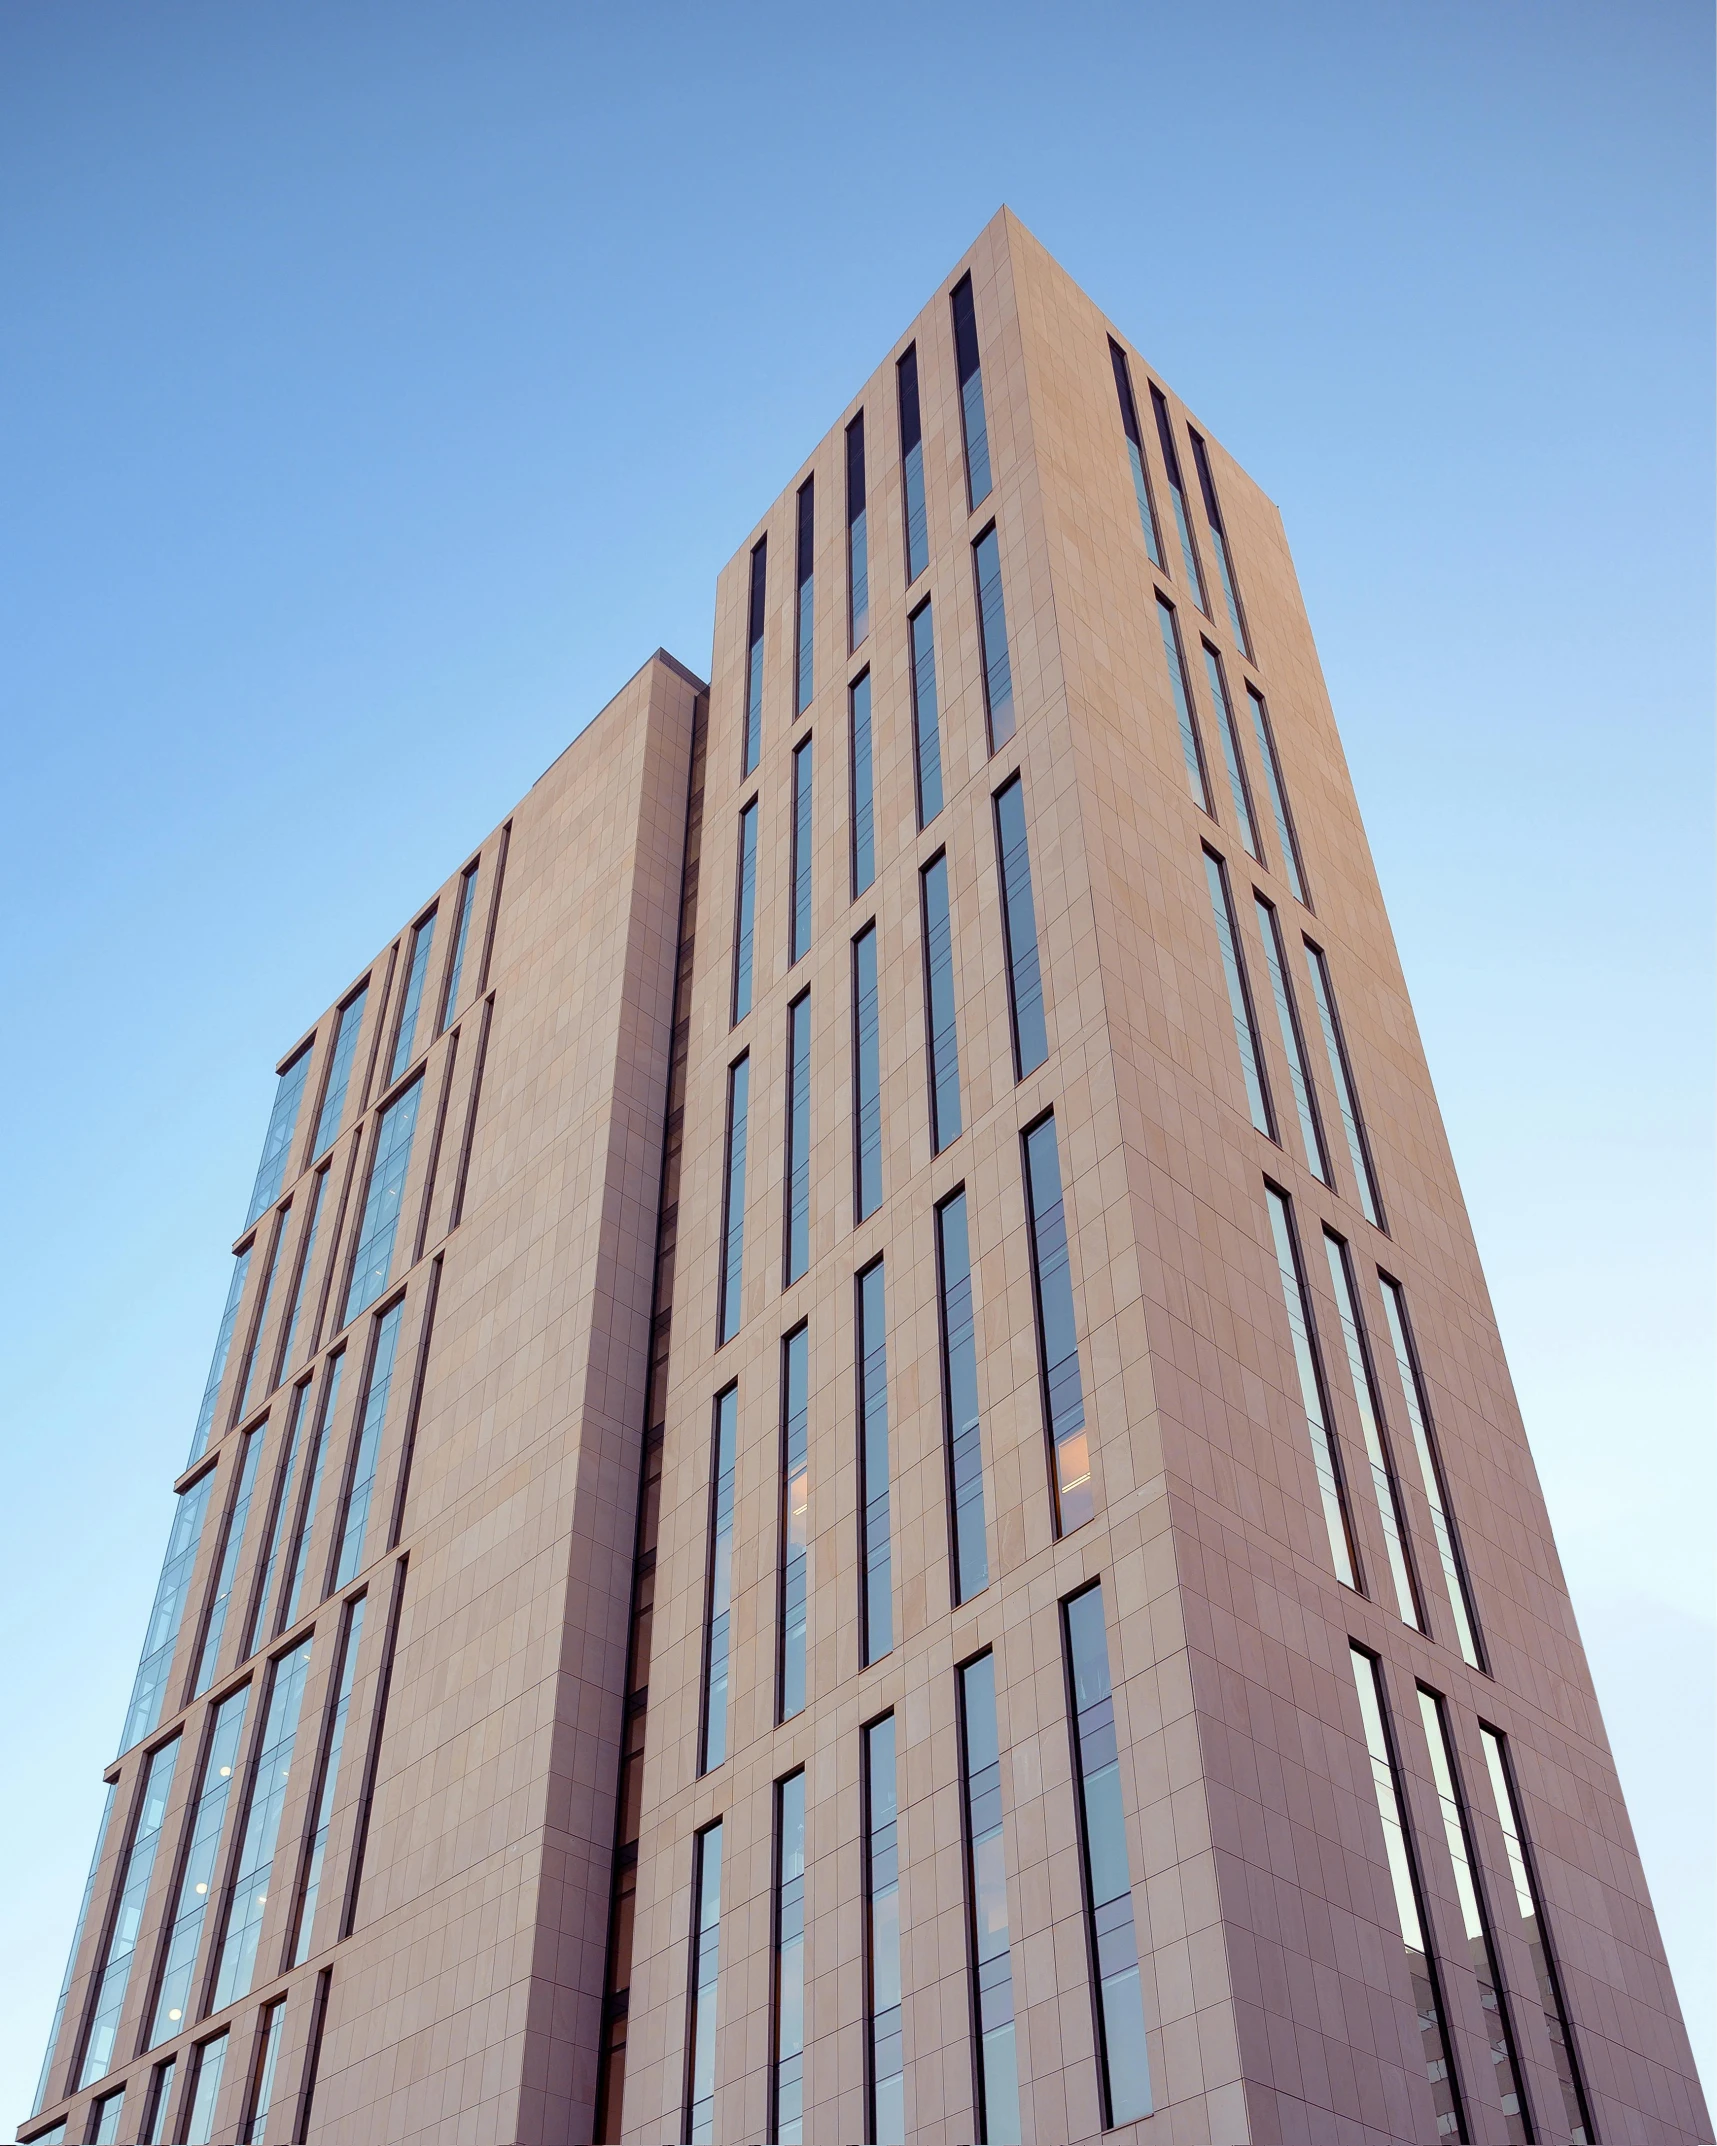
top-left (246, 1046), bottom-right (312, 1227)
top-left (779, 1326), bottom-right (809, 1720)
top-left (921, 854), bottom-right (960, 1151)
top-left (717, 1058), bottom-right (748, 1344)
top-left (291, 1595), bottom-right (366, 1965)
top-left (959, 1654), bottom-right (1018, 2144)
top-left (342, 1081), bottom-right (421, 1325)
top-left (148, 1688), bottom-right (250, 2046)
top-left (937, 1193), bottom-right (988, 1602)
top-left (972, 525), bottom-right (1013, 749)
top-left (312, 986), bottom-right (368, 1159)
top-left (909, 602), bottom-right (942, 826)
top-left (700, 1389), bottom-right (737, 1773)
top-left (78, 1742), bottom-right (178, 2087)
top-left (1265, 1187), bottom-right (1358, 1587)
top-left (211, 1636), bottom-right (313, 2007)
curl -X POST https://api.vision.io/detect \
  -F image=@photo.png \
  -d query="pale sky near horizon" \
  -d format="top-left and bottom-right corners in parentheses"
top-left (2, 0), bottom-right (1711, 2127)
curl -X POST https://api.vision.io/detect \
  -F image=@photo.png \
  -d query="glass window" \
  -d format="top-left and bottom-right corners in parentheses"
top-left (784, 993), bottom-right (811, 1285)
top-left (388, 911), bottom-right (438, 1084)
top-left (772, 1772), bottom-right (807, 2145)
top-left (1149, 384), bottom-right (1207, 609)
top-left (852, 925), bottom-right (882, 1224)
top-left (732, 799), bottom-right (759, 1024)
top-left (846, 415), bottom-right (869, 650)
top-left (237, 1206), bottom-right (288, 1418)
top-left (790, 735), bottom-right (813, 964)
top-left (972, 525), bottom-right (1014, 750)
top-left (794, 477), bottom-right (815, 716)
top-left (1324, 1233), bottom-right (1422, 1630)
top-left (897, 347), bottom-right (928, 584)
top-left (909, 601), bottom-right (942, 827)
top-left (993, 777), bottom-right (1047, 1078)
top-left (188, 1246), bottom-right (254, 1466)
top-left (1417, 1692), bottom-right (1531, 2142)
top-left (1202, 645), bottom-right (1261, 859)
top-left (1479, 1727), bottom-right (1595, 2142)
top-left (1381, 1280), bottom-right (1484, 1670)
top-left (1188, 427), bottom-right (1250, 657)
top-left (936, 1192), bottom-right (989, 1602)
top-left (1264, 1186), bottom-right (1359, 1587)
top-left (291, 1594), bottom-right (367, 1966)
top-left (717, 1058), bottom-right (749, 1345)
top-left (89, 2087), bottom-right (124, 2143)
top-left (1157, 598), bottom-right (1212, 812)
top-left (313, 984), bottom-right (368, 1159)
top-left (1348, 1649), bottom-right (1465, 2141)
top-left (779, 1325), bottom-right (810, 1721)
top-left (120, 1472), bottom-right (217, 1754)
top-left (184, 2034), bottom-right (228, 2146)
top-left (240, 1999), bottom-right (286, 2144)
top-left (77, 1742), bottom-right (178, 2088)
top-left (951, 273), bottom-right (992, 507)
top-left (1204, 849), bottom-right (1273, 1138)
top-left (332, 1301), bottom-right (406, 1589)
top-left (245, 1045), bottom-right (312, 1227)
top-left (193, 1422), bottom-right (268, 1694)
top-left (245, 1386), bottom-right (305, 1660)
top-left (857, 1260), bottom-right (891, 1664)
top-left (280, 1355), bottom-right (343, 1631)
top-left (1254, 896), bottom-right (1329, 1181)
top-left (278, 1167), bottom-right (327, 1374)
top-left (699, 1388), bottom-right (738, 1774)
top-left (342, 1079), bottom-right (422, 1325)
top-left (958, 1653), bottom-right (1018, 2145)
top-left (1023, 1115), bottom-right (1094, 1533)
top-left (864, 1715), bottom-right (904, 2145)
top-left (1108, 340), bottom-right (1163, 569)
top-left (138, 2057), bottom-right (175, 2144)
top-left (849, 673), bottom-right (875, 897)
top-left (1063, 1583), bottom-right (1152, 2125)
top-left (743, 538), bottom-right (766, 776)
top-left (685, 1822), bottom-right (723, 2145)
top-left (211, 1637), bottom-right (314, 2008)
top-left (1303, 942), bottom-right (1383, 1228)
top-left (437, 862), bottom-right (479, 1034)
top-left (148, 1686), bottom-right (251, 2046)
top-left (32, 1782), bottom-right (116, 2114)
top-left (920, 853), bottom-right (961, 1152)
top-left (1247, 686), bottom-right (1308, 906)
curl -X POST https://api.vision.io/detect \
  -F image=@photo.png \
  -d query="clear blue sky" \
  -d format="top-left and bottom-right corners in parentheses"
top-left (3, 1), bottom-right (1710, 2124)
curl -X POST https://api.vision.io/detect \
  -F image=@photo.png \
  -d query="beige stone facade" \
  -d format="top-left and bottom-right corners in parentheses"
top-left (24, 212), bottom-right (1706, 2146)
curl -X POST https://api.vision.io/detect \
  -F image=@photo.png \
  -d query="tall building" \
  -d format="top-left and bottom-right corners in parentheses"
top-left (22, 210), bottom-right (1706, 2146)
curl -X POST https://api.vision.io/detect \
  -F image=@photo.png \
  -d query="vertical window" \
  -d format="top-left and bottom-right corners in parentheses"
top-left (744, 538), bottom-right (767, 776)
top-left (1204, 850), bottom-right (1274, 1138)
top-left (849, 674), bottom-right (875, 897)
top-left (1348, 1648), bottom-right (1465, 2142)
top-left (846, 415), bottom-right (869, 649)
top-left (240, 1998), bottom-right (286, 2144)
top-left (789, 736), bottom-right (814, 963)
top-left (278, 1168), bottom-right (327, 1374)
top-left (864, 1715), bottom-right (904, 2145)
top-left (342, 1079), bottom-right (422, 1325)
top-left (909, 601), bottom-right (942, 826)
top-left (1202, 645), bottom-right (1261, 859)
top-left (1156, 598), bottom-right (1212, 811)
top-left (184, 2034), bottom-right (228, 2146)
top-left (792, 477), bottom-right (816, 716)
top-left (993, 777), bottom-right (1047, 1078)
top-left (313, 984), bottom-right (368, 1158)
top-left (1418, 1692), bottom-right (1532, 2141)
top-left (1324, 1234), bottom-right (1422, 1630)
top-left (332, 1302), bottom-right (405, 1589)
top-left (699, 1388), bottom-right (738, 1774)
top-left (237, 1207), bottom-right (288, 1417)
top-left (1063, 1583), bottom-right (1152, 2126)
top-left (89, 2088), bottom-right (124, 2142)
top-left (1188, 427), bottom-right (1250, 657)
top-left (1254, 897), bottom-right (1330, 1182)
top-left (138, 2058), bottom-right (175, 2145)
top-left (148, 1687), bottom-right (251, 2047)
top-left (936, 1192), bottom-right (989, 1602)
top-left (897, 347), bottom-right (928, 584)
top-left (211, 1637), bottom-right (314, 2007)
top-left (436, 862), bottom-right (479, 1035)
top-left (771, 1772), bottom-right (807, 2145)
top-left (77, 1741), bottom-right (178, 2088)
top-left (958, 1653), bottom-right (1018, 2145)
top-left (120, 1472), bottom-right (217, 1753)
top-left (685, 1821), bottom-right (723, 2145)
top-left (1149, 384), bottom-right (1207, 609)
top-left (32, 1782), bottom-right (116, 2114)
top-left (1265, 1186), bottom-right (1359, 1588)
top-left (717, 1058), bottom-right (749, 1345)
top-left (972, 525), bottom-right (1014, 749)
top-left (852, 926), bottom-right (882, 1223)
top-left (784, 994), bottom-right (811, 1285)
top-left (1247, 687), bottom-right (1309, 905)
top-left (1023, 1115), bottom-right (1094, 1533)
top-left (732, 800), bottom-right (759, 1024)
top-left (1108, 339), bottom-right (1164, 569)
top-left (1479, 1727), bottom-right (1595, 2142)
top-left (920, 853), bottom-right (961, 1151)
top-left (388, 911), bottom-right (438, 1084)
top-left (291, 1594), bottom-right (367, 1965)
top-left (857, 1260), bottom-right (892, 1664)
top-left (189, 1246), bottom-right (254, 1465)
top-left (778, 1326), bottom-right (810, 1721)
top-left (193, 1424), bottom-right (268, 1694)
top-left (950, 273), bottom-right (993, 507)
top-left (281, 1356), bottom-right (343, 1630)
top-left (245, 1384), bottom-right (307, 1657)
top-left (1381, 1281), bottom-right (1484, 1670)
top-left (245, 1046), bottom-right (312, 1227)
top-left (1303, 943), bottom-right (1384, 1228)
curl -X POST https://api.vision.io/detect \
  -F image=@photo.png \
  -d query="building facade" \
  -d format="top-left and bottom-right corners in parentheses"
top-left (22, 211), bottom-right (1707, 2146)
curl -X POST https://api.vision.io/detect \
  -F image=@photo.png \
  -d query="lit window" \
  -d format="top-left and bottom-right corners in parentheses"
top-left (211, 1637), bottom-right (315, 2007)
top-left (148, 1686), bottom-right (251, 2047)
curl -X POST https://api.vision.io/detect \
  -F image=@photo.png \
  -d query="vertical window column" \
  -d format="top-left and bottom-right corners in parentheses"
top-left (388, 912), bottom-right (438, 1083)
top-left (211, 1638), bottom-right (314, 2007)
top-left (936, 1192), bottom-right (989, 1602)
top-left (1325, 1235), bottom-right (1423, 1630)
top-left (951, 272), bottom-right (992, 506)
top-left (897, 348), bottom-right (928, 585)
top-left (789, 735), bottom-right (813, 964)
top-left (772, 1772), bottom-right (807, 2145)
top-left (342, 1080), bottom-right (422, 1325)
top-left (1157, 599), bottom-right (1212, 812)
top-left (858, 1260), bottom-right (892, 1664)
top-left (972, 525), bottom-right (1014, 749)
top-left (779, 1327), bottom-right (810, 1721)
top-left (1265, 1187), bottom-right (1360, 1588)
top-left (278, 1169), bottom-right (327, 1374)
top-left (852, 926), bottom-right (882, 1222)
top-left (1188, 428), bottom-right (1250, 656)
top-left (784, 993), bottom-right (811, 1286)
top-left (193, 1424), bottom-right (267, 1693)
top-left (1254, 896), bottom-right (1330, 1181)
top-left (699, 1389), bottom-right (738, 1774)
top-left (1382, 1280), bottom-right (1485, 1670)
top-left (909, 602), bottom-right (942, 826)
top-left (189, 1247), bottom-right (254, 1465)
top-left (147, 1687), bottom-right (252, 2047)
top-left (732, 801), bottom-right (758, 1024)
top-left (32, 1782), bottom-right (116, 2114)
top-left (1108, 339), bottom-right (1164, 569)
top-left (184, 2034), bottom-right (228, 2146)
top-left (332, 1302), bottom-right (405, 1589)
top-left (846, 415), bottom-right (869, 649)
top-left (993, 778), bottom-right (1047, 1077)
top-left (864, 1716), bottom-right (904, 2145)
top-left (76, 1742), bottom-right (179, 2090)
top-left (245, 1384), bottom-right (308, 1657)
top-left (121, 1472), bottom-right (217, 1754)
top-left (240, 1998), bottom-right (286, 2144)
top-left (685, 1823), bottom-right (723, 2145)
top-left (849, 675), bottom-right (875, 897)
top-left (1247, 687), bottom-right (1309, 905)
top-left (312, 984), bottom-right (368, 1159)
top-left (291, 1594), bottom-right (367, 1965)
top-left (237, 1207), bottom-right (288, 1417)
top-left (958, 1653), bottom-right (1019, 2145)
top-left (1304, 943), bottom-right (1384, 1227)
top-left (794, 478), bottom-right (815, 717)
top-left (1023, 1115), bottom-right (1094, 1532)
top-left (744, 539), bottom-right (767, 776)
top-left (717, 1059), bottom-right (749, 1345)
top-left (246, 1047), bottom-right (312, 1228)
top-left (1150, 385), bottom-right (1207, 608)
top-left (1204, 850), bottom-right (1274, 1137)
top-left (1203, 645), bottom-right (1262, 858)
top-left (920, 853), bottom-right (961, 1151)
top-left (281, 1356), bottom-right (343, 1630)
